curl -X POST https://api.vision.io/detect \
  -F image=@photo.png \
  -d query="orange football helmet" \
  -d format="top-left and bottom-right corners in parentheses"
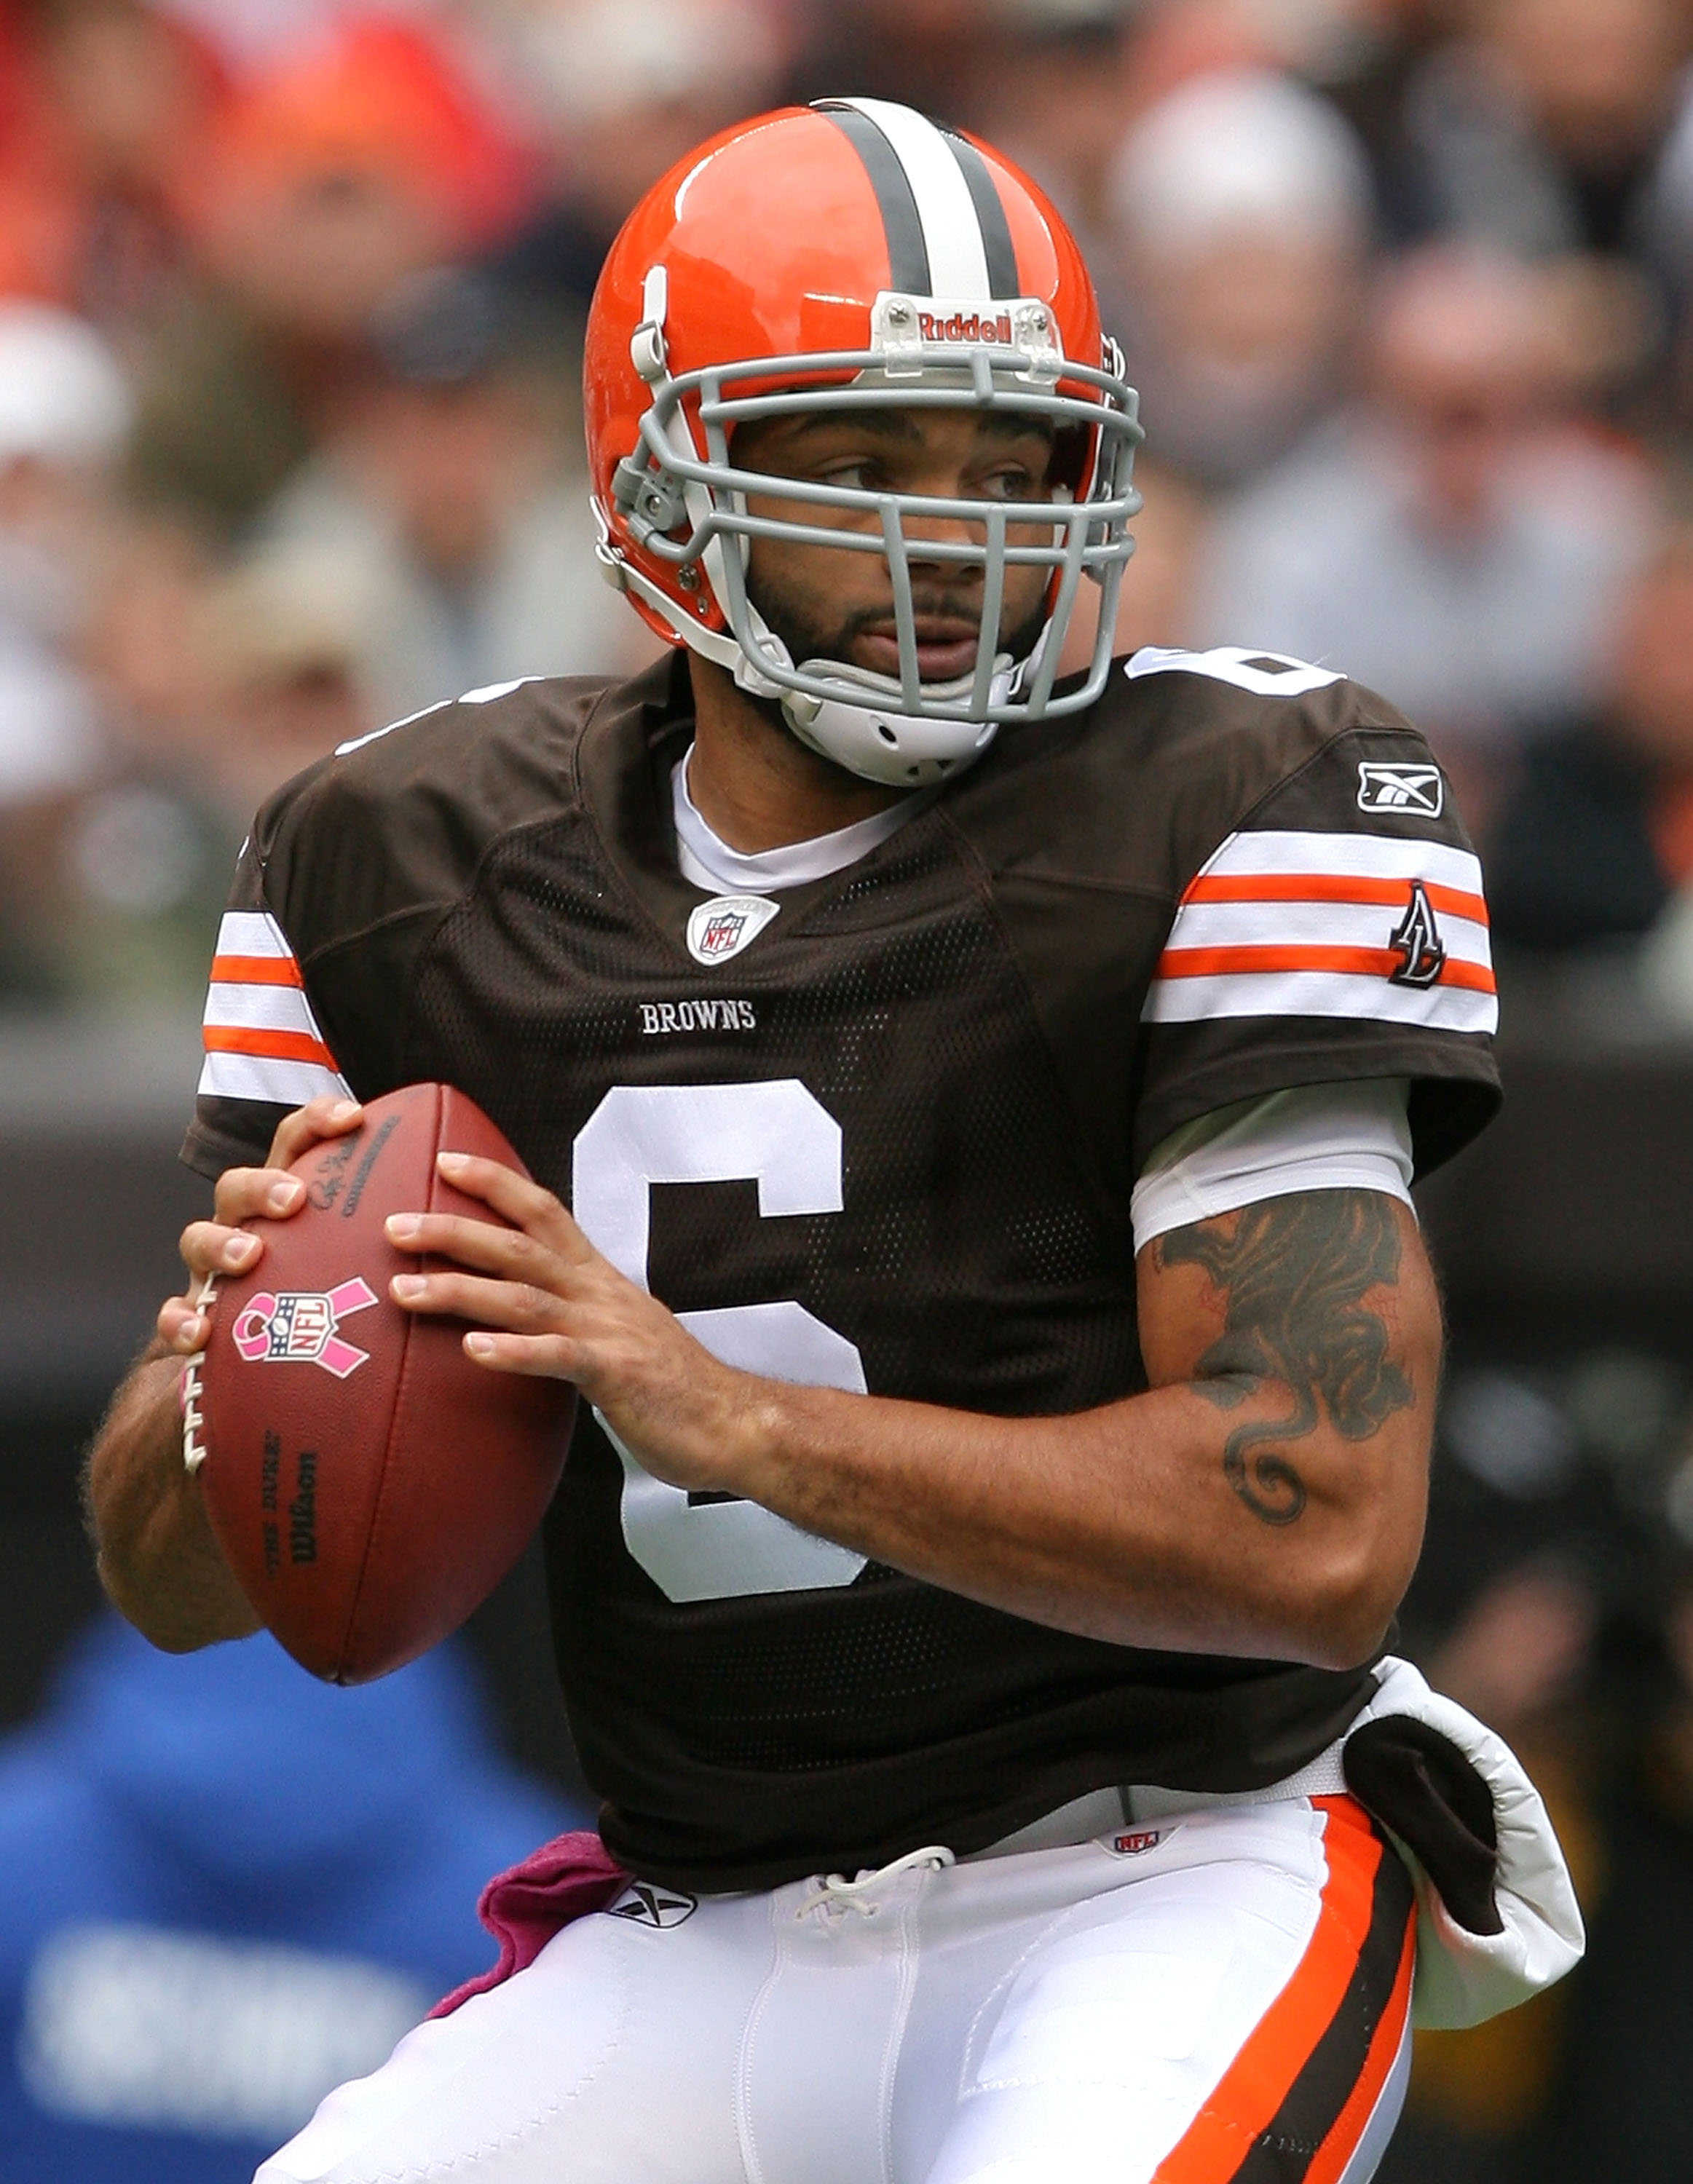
top-left (583, 98), bottom-right (1143, 786)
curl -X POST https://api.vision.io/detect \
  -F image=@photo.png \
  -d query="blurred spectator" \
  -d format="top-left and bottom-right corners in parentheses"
top-left (1110, 0), bottom-right (1284, 115)
top-left (20, 496), bottom-right (348, 1013)
top-left (197, 538), bottom-right (389, 813)
top-left (0, 1615), bottom-right (577, 2182)
top-left (253, 265), bottom-right (650, 727)
top-left (490, 0), bottom-right (790, 320)
top-left (1395, 0), bottom-right (1689, 260)
top-left (789, 0), bottom-right (994, 116)
top-left (1068, 459), bottom-right (1208, 669)
top-left (0, 300), bottom-right (128, 802)
top-left (1431, 1559), bottom-right (1601, 1731)
top-left (1117, 462), bottom-right (1209, 652)
top-left (0, 0), bottom-right (220, 333)
top-left (128, 12), bottom-right (537, 537)
top-left (1633, 77), bottom-right (1693, 420)
top-left (50, 521), bottom-right (385, 1013)
top-left (42, 261), bottom-right (649, 1014)
top-left (1488, 523), bottom-right (1693, 951)
top-left (1197, 242), bottom-right (1653, 815)
top-left (947, 5), bottom-right (1137, 241)
top-left (1642, 879), bottom-right (1693, 1024)
top-left (149, 0), bottom-right (384, 75)
top-left (1242, 0), bottom-right (1432, 85)
top-left (0, 300), bottom-right (131, 999)
top-left (1102, 66), bottom-right (1376, 488)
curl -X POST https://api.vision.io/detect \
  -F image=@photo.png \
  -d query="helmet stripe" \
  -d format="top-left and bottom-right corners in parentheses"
top-left (816, 102), bottom-right (932, 296)
top-left (942, 132), bottom-right (1019, 298)
top-left (842, 98), bottom-right (992, 298)
top-left (819, 98), bottom-right (995, 299)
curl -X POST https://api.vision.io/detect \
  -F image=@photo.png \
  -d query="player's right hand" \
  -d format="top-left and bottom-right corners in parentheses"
top-left (157, 1097), bottom-right (365, 1354)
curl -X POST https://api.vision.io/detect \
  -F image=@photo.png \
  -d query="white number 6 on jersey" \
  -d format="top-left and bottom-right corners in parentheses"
top-left (572, 1081), bottom-right (869, 1602)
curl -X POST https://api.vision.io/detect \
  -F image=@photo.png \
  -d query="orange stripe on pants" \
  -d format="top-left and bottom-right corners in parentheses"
top-left (1305, 1910), bottom-right (1416, 2184)
top-left (1152, 1798), bottom-right (1402, 2183)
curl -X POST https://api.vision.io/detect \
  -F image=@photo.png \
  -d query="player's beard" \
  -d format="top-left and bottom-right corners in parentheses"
top-left (746, 568), bottom-right (1050, 695)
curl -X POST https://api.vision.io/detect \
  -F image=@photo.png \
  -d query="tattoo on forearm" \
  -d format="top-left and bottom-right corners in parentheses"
top-left (1156, 1192), bottom-right (1413, 1527)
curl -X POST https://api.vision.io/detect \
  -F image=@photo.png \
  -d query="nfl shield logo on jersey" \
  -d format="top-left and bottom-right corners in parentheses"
top-left (686, 894), bottom-right (781, 968)
top-left (701, 909), bottom-right (745, 956)
top-left (230, 1278), bottom-right (379, 1379)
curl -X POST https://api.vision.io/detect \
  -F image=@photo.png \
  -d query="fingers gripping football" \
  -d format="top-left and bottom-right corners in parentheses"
top-left (159, 1098), bottom-right (364, 1353)
top-left (384, 1151), bottom-right (749, 1492)
top-left (383, 1150), bottom-right (649, 1374)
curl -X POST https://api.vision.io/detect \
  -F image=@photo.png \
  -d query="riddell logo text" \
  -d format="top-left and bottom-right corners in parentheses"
top-left (919, 310), bottom-right (1013, 344)
top-left (639, 1000), bottom-right (756, 1034)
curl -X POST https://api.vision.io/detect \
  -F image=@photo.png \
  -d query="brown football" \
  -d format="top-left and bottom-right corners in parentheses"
top-left (186, 1082), bottom-right (575, 1683)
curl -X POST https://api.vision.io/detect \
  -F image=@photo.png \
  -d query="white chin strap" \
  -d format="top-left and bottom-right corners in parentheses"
top-left (730, 611), bottom-right (1044, 789)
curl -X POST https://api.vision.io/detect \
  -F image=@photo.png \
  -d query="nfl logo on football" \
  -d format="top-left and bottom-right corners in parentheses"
top-left (273, 1294), bottom-right (333, 1359)
top-left (232, 1278), bottom-right (379, 1380)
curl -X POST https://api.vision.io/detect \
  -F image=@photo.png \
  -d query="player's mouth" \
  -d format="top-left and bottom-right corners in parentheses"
top-left (855, 617), bottom-right (980, 683)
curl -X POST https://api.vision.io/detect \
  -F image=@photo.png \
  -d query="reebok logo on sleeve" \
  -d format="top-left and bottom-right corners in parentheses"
top-left (1357, 762), bottom-right (1444, 818)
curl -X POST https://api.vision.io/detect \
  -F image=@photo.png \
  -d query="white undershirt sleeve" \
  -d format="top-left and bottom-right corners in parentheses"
top-left (1130, 1079), bottom-right (1415, 1256)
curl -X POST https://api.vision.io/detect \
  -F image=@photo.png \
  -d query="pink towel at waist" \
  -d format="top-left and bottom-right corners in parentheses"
top-left (431, 1829), bottom-right (630, 2018)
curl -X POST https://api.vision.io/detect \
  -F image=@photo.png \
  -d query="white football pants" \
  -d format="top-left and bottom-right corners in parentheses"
top-left (256, 1795), bottom-right (1413, 2184)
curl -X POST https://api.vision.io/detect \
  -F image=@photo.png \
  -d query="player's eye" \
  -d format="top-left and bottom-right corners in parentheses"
top-left (816, 456), bottom-right (878, 490)
top-left (974, 466), bottom-right (1036, 502)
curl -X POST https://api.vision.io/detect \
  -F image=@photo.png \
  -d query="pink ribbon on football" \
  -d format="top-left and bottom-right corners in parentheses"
top-left (232, 1277), bottom-right (379, 1378)
top-left (232, 1294), bottom-right (282, 1360)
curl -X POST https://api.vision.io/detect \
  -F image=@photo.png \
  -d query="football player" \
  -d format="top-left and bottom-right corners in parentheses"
top-left (86, 99), bottom-right (1579, 2183)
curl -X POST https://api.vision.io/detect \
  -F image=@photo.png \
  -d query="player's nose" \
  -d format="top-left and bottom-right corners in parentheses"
top-left (901, 508), bottom-right (990, 585)
top-left (901, 494), bottom-right (988, 547)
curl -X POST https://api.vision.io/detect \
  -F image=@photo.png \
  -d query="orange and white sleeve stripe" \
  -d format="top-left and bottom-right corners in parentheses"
top-left (1145, 829), bottom-right (1497, 1036)
top-left (197, 911), bottom-right (355, 1107)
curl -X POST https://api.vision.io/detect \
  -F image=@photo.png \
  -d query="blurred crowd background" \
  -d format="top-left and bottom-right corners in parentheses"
top-left (2, 0), bottom-right (1693, 2176)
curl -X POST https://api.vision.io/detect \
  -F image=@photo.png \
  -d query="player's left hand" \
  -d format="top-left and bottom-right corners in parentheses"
top-left (383, 1152), bottom-right (754, 1493)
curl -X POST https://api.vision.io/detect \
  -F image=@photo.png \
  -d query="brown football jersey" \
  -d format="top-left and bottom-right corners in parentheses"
top-left (187, 647), bottom-right (1498, 1890)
